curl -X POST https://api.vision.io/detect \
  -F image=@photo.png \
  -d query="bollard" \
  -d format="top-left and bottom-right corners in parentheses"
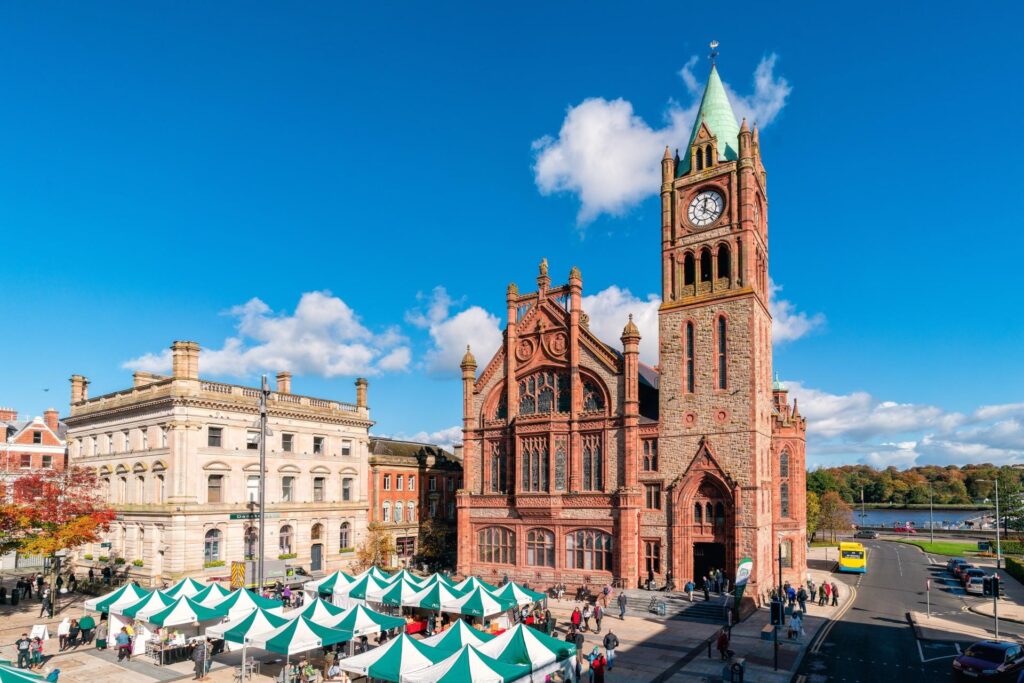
top-left (708, 638), bottom-right (713, 658)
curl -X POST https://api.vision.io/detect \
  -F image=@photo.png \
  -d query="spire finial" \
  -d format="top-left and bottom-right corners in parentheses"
top-left (709, 40), bottom-right (720, 66)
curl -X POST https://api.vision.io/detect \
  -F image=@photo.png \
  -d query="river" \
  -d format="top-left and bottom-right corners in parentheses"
top-left (855, 508), bottom-right (992, 529)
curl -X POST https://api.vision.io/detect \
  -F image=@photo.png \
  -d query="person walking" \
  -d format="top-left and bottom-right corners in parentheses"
top-left (582, 603), bottom-right (592, 632)
top-left (96, 620), bottom-right (108, 650)
top-left (191, 637), bottom-right (208, 680)
top-left (831, 582), bottom-right (839, 606)
top-left (716, 628), bottom-right (730, 661)
top-left (39, 588), bottom-right (51, 618)
top-left (79, 614), bottom-right (95, 645)
top-left (823, 581), bottom-right (832, 605)
top-left (115, 627), bottom-right (131, 661)
top-left (15, 633), bottom-right (31, 669)
top-left (88, 567), bottom-right (95, 583)
top-left (685, 579), bottom-right (695, 602)
top-left (703, 576), bottom-right (711, 602)
top-left (57, 618), bottom-right (71, 650)
top-left (593, 604), bottom-right (603, 634)
top-left (818, 583), bottom-right (826, 606)
top-left (574, 631), bottom-right (585, 682)
top-left (617, 591), bottom-right (627, 619)
top-left (571, 606), bottom-right (582, 632)
top-left (797, 587), bottom-right (808, 614)
top-left (603, 630), bottom-right (618, 671)
top-left (588, 646), bottom-right (607, 683)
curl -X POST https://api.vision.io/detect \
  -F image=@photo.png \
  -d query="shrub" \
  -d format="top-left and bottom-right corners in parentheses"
top-left (132, 560), bottom-right (144, 567)
top-left (83, 554), bottom-right (93, 560)
top-left (999, 541), bottom-right (1024, 556)
top-left (338, 547), bottom-right (354, 554)
top-left (98, 556), bottom-right (109, 562)
top-left (1006, 557), bottom-right (1024, 584)
top-left (278, 553), bottom-right (297, 560)
top-left (204, 560), bottom-right (226, 568)
top-left (114, 558), bottom-right (126, 565)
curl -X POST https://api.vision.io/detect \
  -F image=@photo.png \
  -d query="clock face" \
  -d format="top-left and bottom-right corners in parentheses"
top-left (687, 190), bottom-right (724, 228)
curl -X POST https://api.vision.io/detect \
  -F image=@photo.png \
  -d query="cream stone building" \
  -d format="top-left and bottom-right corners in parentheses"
top-left (65, 341), bottom-right (372, 585)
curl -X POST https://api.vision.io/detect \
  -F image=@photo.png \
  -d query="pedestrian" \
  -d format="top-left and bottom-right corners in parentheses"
top-left (823, 581), bottom-right (832, 605)
top-left (703, 576), bottom-right (711, 602)
top-left (545, 607), bottom-right (555, 636)
top-left (30, 638), bottom-right (43, 669)
top-left (593, 604), bottom-right (603, 634)
top-left (818, 583), bottom-right (826, 606)
top-left (96, 620), bottom-right (108, 650)
top-left (56, 575), bottom-right (64, 593)
top-left (797, 587), bottom-right (808, 614)
top-left (79, 614), bottom-right (95, 644)
top-left (571, 605), bottom-right (582, 632)
top-left (588, 646), bottom-right (607, 683)
top-left (647, 568), bottom-right (655, 591)
top-left (36, 574), bottom-right (43, 594)
top-left (68, 619), bottom-right (81, 648)
top-left (15, 633), bottom-right (31, 669)
top-left (69, 573), bottom-right (77, 592)
top-left (57, 617), bottom-right (71, 650)
top-left (191, 637), bottom-right (208, 680)
top-left (603, 630), bottom-right (618, 671)
top-left (88, 567), bottom-right (95, 583)
top-left (722, 575), bottom-right (729, 594)
top-left (685, 579), bottom-right (695, 602)
top-left (39, 588), bottom-right (51, 618)
top-left (574, 630), bottom-right (585, 681)
top-left (617, 591), bottom-right (627, 619)
top-left (115, 627), bottom-right (131, 661)
top-left (716, 628), bottom-right (730, 661)
top-left (785, 583), bottom-right (796, 608)
top-left (831, 582), bottom-right (839, 606)
top-left (582, 603), bottom-right (592, 632)
top-left (601, 583), bottom-right (611, 608)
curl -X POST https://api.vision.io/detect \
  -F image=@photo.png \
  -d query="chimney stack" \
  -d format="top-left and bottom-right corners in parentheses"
top-left (70, 375), bottom-right (90, 404)
top-left (43, 408), bottom-right (59, 433)
top-left (0, 407), bottom-right (17, 422)
top-left (171, 341), bottom-right (200, 380)
top-left (355, 378), bottom-right (368, 409)
top-left (276, 371), bottom-right (292, 394)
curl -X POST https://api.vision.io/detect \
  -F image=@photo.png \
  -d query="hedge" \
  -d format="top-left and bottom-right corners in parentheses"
top-left (1006, 557), bottom-right (1024, 584)
top-left (278, 553), bottom-right (297, 560)
top-left (204, 560), bottom-right (226, 568)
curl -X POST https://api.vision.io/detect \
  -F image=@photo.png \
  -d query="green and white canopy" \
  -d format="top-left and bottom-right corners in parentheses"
top-left (401, 644), bottom-right (530, 683)
top-left (335, 573), bottom-right (389, 601)
top-left (191, 583), bottom-right (234, 608)
top-left (283, 596), bottom-right (346, 624)
top-left (489, 581), bottom-right (546, 607)
top-left (303, 570), bottom-right (354, 595)
top-left (214, 588), bottom-right (283, 618)
top-left (0, 663), bottom-right (45, 682)
top-left (419, 573), bottom-right (456, 588)
top-left (478, 623), bottom-right (576, 673)
top-left (147, 595), bottom-right (229, 627)
top-left (337, 633), bottom-right (444, 682)
top-left (245, 616), bottom-right (353, 655)
top-left (441, 586), bottom-right (517, 618)
top-left (117, 590), bottom-right (176, 619)
top-left (351, 566), bottom-right (391, 583)
top-left (382, 569), bottom-right (426, 586)
top-left (326, 604), bottom-right (406, 637)
top-left (404, 582), bottom-right (467, 611)
top-left (367, 577), bottom-right (426, 607)
top-left (163, 577), bottom-right (207, 599)
top-left (84, 583), bottom-right (150, 613)
top-left (452, 576), bottom-right (499, 593)
top-left (420, 619), bottom-right (496, 653)
top-left (205, 607), bottom-right (290, 644)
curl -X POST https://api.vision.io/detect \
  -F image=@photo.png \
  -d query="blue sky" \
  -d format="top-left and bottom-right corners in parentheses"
top-left (2, 1), bottom-right (1022, 468)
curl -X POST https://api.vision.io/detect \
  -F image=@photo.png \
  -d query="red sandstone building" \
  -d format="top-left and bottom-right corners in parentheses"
top-left (0, 407), bottom-right (67, 498)
top-left (456, 65), bottom-right (807, 605)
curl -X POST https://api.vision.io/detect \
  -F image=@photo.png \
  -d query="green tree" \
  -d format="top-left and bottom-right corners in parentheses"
top-left (415, 518), bottom-right (452, 569)
top-left (818, 491), bottom-right (853, 542)
top-left (354, 522), bottom-right (396, 571)
top-left (806, 490), bottom-right (821, 539)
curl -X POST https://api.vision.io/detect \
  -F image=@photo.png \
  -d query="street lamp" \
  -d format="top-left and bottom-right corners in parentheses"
top-left (929, 482), bottom-right (935, 544)
top-left (979, 479), bottom-right (1002, 570)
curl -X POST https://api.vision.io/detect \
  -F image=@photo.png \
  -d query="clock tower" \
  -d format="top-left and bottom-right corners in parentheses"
top-left (656, 63), bottom-right (779, 596)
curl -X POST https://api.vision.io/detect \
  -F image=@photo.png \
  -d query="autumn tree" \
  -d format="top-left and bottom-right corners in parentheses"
top-left (354, 522), bottom-right (396, 571)
top-left (818, 491), bottom-right (853, 542)
top-left (415, 518), bottom-right (453, 570)
top-left (806, 490), bottom-right (821, 540)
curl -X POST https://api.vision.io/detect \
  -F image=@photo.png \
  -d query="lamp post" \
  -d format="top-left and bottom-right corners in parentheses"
top-left (929, 483), bottom-right (935, 545)
top-left (257, 375), bottom-right (270, 591)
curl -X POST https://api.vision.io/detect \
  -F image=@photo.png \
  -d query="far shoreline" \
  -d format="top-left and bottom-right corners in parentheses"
top-left (858, 503), bottom-right (993, 511)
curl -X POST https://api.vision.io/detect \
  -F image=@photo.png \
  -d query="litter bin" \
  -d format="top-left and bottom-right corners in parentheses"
top-left (722, 657), bottom-right (746, 682)
top-left (10, 588), bottom-right (19, 606)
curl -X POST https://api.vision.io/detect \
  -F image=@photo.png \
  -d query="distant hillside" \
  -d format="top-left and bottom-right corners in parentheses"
top-left (807, 463), bottom-right (1023, 506)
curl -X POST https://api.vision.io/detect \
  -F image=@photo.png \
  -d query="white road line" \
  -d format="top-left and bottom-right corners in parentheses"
top-left (917, 639), bottom-right (925, 663)
top-left (895, 547), bottom-right (904, 576)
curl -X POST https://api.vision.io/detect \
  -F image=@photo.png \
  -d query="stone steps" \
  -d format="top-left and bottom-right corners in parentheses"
top-left (621, 589), bottom-right (729, 623)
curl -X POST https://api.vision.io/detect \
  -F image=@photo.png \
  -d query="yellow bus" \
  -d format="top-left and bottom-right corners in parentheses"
top-left (838, 541), bottom-right (867, 573)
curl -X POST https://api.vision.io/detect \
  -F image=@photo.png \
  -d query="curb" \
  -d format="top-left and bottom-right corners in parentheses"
top-left (966, 604), bottom-right (1024, 625)
top-left (787, 578), bottom-right (857, 682)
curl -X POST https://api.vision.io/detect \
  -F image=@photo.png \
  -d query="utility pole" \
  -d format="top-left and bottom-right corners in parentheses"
top-left (257, 375), bottom-right (269, 591)
top-left (929, 483), bottom-right (935, 544)
top-left (995, 478), bottom-right (1002, 570)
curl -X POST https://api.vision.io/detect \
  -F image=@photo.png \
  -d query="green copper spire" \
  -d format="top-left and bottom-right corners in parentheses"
top-left (676, 64), bottom-right (740, 176)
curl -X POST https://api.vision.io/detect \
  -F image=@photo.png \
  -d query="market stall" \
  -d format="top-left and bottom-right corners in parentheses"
top-left (477, 623), bottom-right (577, 682)
top-left (83, 583), bottom-right (150, 614)
top-left (335, 633), bottom-right (444, 683)
top-left (400, 644), bottom-right (530, 683)
top-left (419, 619), bottom-right (495, 653)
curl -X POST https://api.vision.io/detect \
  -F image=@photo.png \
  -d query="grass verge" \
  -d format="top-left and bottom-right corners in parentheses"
top-left (894, 539), bottom-right (981, 556)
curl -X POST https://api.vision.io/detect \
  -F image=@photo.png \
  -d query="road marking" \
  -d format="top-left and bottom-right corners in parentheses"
top-left (895, 547), bottom-right (904, 576)
top-left (809, 582), bottom-right (858, 654)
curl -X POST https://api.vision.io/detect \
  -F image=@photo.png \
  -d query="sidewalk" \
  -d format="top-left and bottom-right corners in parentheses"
top-left (960, 557), bottom-right (1024, 624)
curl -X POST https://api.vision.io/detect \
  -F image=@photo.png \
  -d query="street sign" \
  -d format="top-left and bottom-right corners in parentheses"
top-left (100, 542), bottom-right (111, 549)
top-left (926, 579), bottom-right (931, 591)
top-left (229, 512), bottom-right (280, 520)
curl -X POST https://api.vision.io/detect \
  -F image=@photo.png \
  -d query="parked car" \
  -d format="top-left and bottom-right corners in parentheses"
top-left (953, 640), bottom-right (1024, 680)
top-left (963, 568), bottom-right (987, 588)
top-left (854, 530), bottom-right (879, 539)
top-left (955, 563), bottom-right (975, 581)
top-left (948, 557), bottom-right (967, 572)
top-left (951, 560), bottom-right (971, 578)
top-left (966, 576), bottom-right (985, 596)
top-left (892, 524), bottom-right (917, 534)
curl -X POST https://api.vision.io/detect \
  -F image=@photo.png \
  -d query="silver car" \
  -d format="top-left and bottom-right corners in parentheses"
top-left (966, 575), bottom-right (985, 595)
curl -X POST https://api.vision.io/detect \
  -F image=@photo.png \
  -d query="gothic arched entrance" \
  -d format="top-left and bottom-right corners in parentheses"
top-left (671, 468), bottom-right (736, 586)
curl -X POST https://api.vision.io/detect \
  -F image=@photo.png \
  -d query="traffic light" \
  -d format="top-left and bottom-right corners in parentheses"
top-left (992, 575), bottom-right (1001, 598)
top-left (770, 599), bottom-right (784, 625)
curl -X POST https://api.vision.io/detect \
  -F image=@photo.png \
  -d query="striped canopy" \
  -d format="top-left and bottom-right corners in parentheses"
top-left (441, 586), bottom-right (517, 618)
top-left (191, 583), bottom-right (234, 607)
top-left (351, 566), bottom-right (391, 583)
top-left (404, 582), bottom-right (467, 611)
top-left (283, 596), bottom-right (346, 624)
top-left (205, 607), bottom-right (290, 644)
top-left (147, 596), bottom-right (229, 627)
top-left (420, 619), bottom-right (496, 653)
top-left (84, 583), bottom-right (150, 613)
top-left (418, 573), bottom-right (456, 589)
top-left (117, 590), bottom-right (176, 619)
top-left (478, 623), bottom-right (576, 669)
top-left (452, 576), bottom-right (499, 593)
top-left (489, 582), bottom-right (546, 607)
top-left (326, 604), bottom-right (406, 637)
top-left (215, 588), bottom-right (284, 618)
top-left (163, 577), bottom-right (207, 599)
top-left (382, 569), bottom-right (426, 586)
top-left (366, 577), bottom-right (425, 607)
top-left (303, 570), bottom-right (355, 595)
top-left (335, 573), bottom-right (389, 600)
top-left (0, 663), bottom-right (45, 682)
top-left (337, 633), bottom-right (444, 683)
top-left (401, 644), bottom-right (530, 683)
top-left (245, 616), bottom-right (353, 655)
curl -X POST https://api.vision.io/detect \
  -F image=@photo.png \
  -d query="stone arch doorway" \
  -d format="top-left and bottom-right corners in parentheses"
top-left (672, 471), bottom-right (735, 585)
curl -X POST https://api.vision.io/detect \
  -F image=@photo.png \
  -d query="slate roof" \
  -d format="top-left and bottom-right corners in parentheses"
top-left (676, 64), bottom-right (741, 176)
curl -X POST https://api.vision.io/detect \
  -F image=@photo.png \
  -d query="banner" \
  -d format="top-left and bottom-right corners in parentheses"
top-left (733, 556), bottom-right (753, 605)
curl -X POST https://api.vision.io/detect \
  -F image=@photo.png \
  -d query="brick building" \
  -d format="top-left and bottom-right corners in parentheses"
top-left (456, 64), bottom-right (807, 605)
top-left (1, 407), bottom-right (67, 496)
top-left (367, 437), bottom-right (462, 567)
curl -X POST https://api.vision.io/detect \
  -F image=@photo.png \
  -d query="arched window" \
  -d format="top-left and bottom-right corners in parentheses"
top-left (583, 381), bottom-right (605, 412)
top-left (642, 439), bottom-right (658, 471)
top-left (382, 502), bottom-right (391, 523)
top-left (520, 437), bottom-right (548, 493)
top-left (407, 505), bottom-right (415, 522)
top-left (780, 483), bottom-right (790, 518)
top-left (395, 501), bottom-right (404, 524)
top-left (244, 526), bottom-right (257, 559)
top-left (477, 527), bottom-right (515, 564)
top-left (717, 244), bottom-right (731, 281)
top-left (706, 502), bottom-right (713, 523)
top-left (685, 322), bottom-right (695, 393)
top-left (492, 393), bottom-right (508, 421)
top-left (696, 148), bottom-right (704, 171)
top-left (582, 434), bottom-right (602, 491)
top-left (204, 529), bottom-right (222, 564)
top-left (526, 529), bottom-right (555, 567)
top-left (311, 523), bottom-right (323, 541)
top-left (683, 253), bottom-right (695, 287)
top-left (717, 316), bottom-right (728, 390)
top-left (694, 503), bottom-right (703, 524)
top-left (518, 371), bottom-right (570, 416)
top-left (554, 443), bottom-right (567, 491)
top-left (700, 248), bottom-right (712, 282)
top-left (155, 474), bottom-right (165, 504)
top-left (136, 476), bottom-right (145, 502)
top-left (705, 145), bottom-right (713, 168)
top-left (279, 525), bottom-right (293, 555)
top-left (780, 451), bottom-right (790, 478)
top-left (565, 529), bottom-right (613, 571)
top-left (339, 522), bottom-right (351, 551)
top-left (714, 502), bottom-right (726, 528)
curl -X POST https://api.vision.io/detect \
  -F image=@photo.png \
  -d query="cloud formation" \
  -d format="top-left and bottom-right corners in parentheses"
top-left (581, 286), bottom-right (661, 365)
top-left (386, 425), bottom-right (465, 453)
top-left (533, 54), bottom-right (791, 224)
top-left (769, 280), bottom-right (825, 343)
top-left (123, 291), bottom-right (411, 379)
top-left (407, 287), bottom-right (503, 377)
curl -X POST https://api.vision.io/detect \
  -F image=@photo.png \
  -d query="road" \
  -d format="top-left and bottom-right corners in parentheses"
top-left (797, 540), bottom-right (1024, 682)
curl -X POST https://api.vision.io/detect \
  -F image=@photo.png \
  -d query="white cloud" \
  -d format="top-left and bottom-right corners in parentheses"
top-left (533, 54), bottom-right (791, 224)
top-left (408, 287), bottom-right (503, 377)
top-left (123, 291), bottom-right (411, 379)
top-left (769, 280), bottom-right (825, 343)
top-left (786, 381), bottom-right (1024, 469)
top-left (387, 425), bottom-right (464, 452)
top-left (581, 286), bottom-right (660, 365)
